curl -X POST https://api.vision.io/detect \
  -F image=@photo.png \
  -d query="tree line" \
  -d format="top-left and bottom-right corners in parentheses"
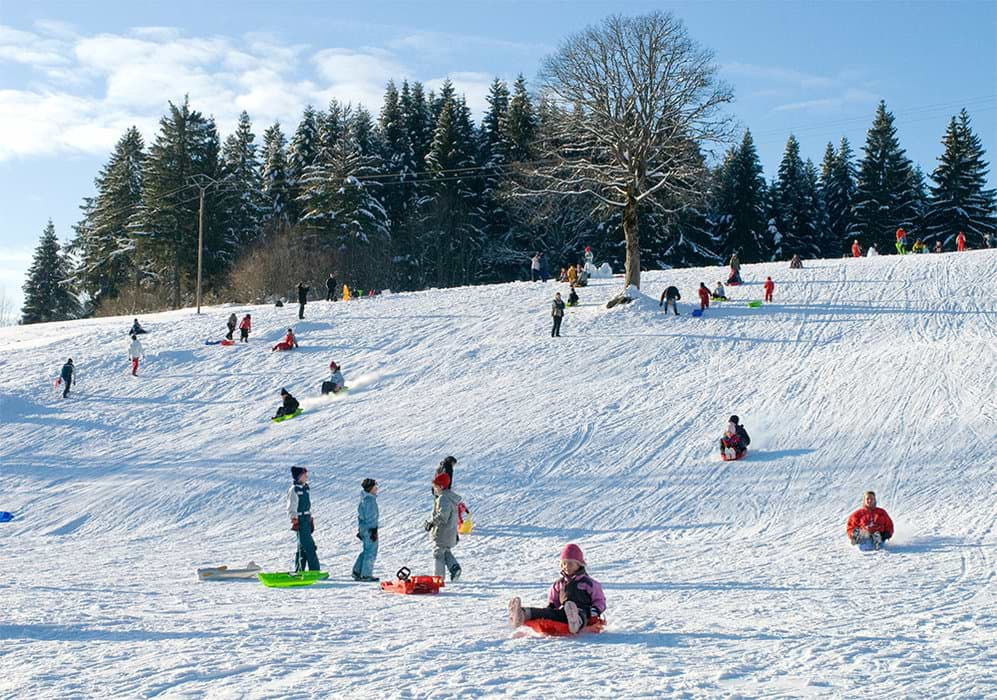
top-left (21, 14), bottom-right (996, 324)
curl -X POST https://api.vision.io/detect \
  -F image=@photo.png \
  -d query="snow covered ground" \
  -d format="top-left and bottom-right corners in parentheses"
top-left (1, 251), bottom-right (995, 698)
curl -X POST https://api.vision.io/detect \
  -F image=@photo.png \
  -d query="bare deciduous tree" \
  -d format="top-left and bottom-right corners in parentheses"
top-left (524, 12), bottom-right (733, 288)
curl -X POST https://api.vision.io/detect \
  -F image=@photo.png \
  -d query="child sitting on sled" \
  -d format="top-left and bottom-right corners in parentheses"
top-left (508, 543), bottom-right (607, 634)
top-left (322, 360), bottom-right (345, 394)
top-left (272, 327), bottom-right (298, 352)
top-left (720, 415), bottom-right (749, 459)
top-left (274, 388), bottom-right (300, 419)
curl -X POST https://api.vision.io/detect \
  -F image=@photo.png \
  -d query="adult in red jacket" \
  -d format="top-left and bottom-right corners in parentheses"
top-left (697, 283), bottom-right (710, 311)
top-left (851, 240), bottom-right (861, 258)
top-left (846, 491), bottom-right (894, 546)
top-left (763, 276), bottom-right (775, 302)
top-left (956, 230), bottom-right (966, 252)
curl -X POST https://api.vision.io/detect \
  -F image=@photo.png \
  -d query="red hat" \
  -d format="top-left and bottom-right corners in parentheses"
top-left (559, 543), bottom-right (586, 566)
top-left (432, 472), bottom-right (450, 489)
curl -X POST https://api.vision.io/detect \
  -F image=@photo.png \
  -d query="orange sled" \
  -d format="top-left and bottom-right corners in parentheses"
top-left (380, 567), bottom-right (444, 595)
top-left (523, 616), bottom-right (606, 636)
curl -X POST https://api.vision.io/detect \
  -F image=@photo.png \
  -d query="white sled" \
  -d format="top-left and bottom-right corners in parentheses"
top-left (196, 562), bottom-right (263, 580)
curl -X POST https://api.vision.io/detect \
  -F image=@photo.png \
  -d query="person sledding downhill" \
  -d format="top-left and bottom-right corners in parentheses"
top-left (272, 327), bottom-right (298, 352)
top-left (720, 415), bottom-right (750, 460)
top-left (508, 544), bottom-right (607, 635)
top-left (425, 472), bottom-right (462, 582)
top-left (567, 285), bottom-right (579, 307)
top-left (846, 491), bottom-right (894, 550)
top-left (274, 388), bottom-right (300, 419)
top-left (287, 467), bottom-right (320, 572)
top-left (322, 360), bottom-right (345, 395)
top-left (712, 282), bottom-right (726, 301)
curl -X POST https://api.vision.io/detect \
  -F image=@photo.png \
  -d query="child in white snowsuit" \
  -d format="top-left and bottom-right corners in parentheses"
top-left (352, 478), bottom-right (379, 581)
top-left (508, 543), bottom-right (607, 634)
top-left (128, 333), bottom-right (144, 376)
top-left (425, 472), bottom-right (461, 581)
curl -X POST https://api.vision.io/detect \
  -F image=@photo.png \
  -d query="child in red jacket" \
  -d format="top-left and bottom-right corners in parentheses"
top-left (697, 283), bottom-right (710, 311)
top-left (846, 491), bottom-right (894, 549)
top-left (763, 276), bottom-right (774, 302)
top-left (238, 314), bottom-right (252, 343)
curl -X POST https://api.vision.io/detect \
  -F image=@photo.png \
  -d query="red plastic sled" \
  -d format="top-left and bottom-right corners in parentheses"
top-left (721, 448), bottom-right (748, 461)
top-left (220, 339), bottom-right (235, 346)
top-left (523, 616), bottom-right (606, 636)
top-left (380, 567), bottom-right (444, 595)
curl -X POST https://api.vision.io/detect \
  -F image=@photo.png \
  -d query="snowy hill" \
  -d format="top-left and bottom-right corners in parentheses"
top-left (1, 251), bottom-right (995, 698)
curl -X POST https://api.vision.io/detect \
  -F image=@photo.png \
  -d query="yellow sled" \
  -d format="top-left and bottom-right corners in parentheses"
top-left (458, 516), bottom-right (473, 535)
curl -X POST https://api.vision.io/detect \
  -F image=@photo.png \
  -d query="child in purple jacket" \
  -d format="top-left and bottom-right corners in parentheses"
top-left (508, 543), bottom-right (607, 634)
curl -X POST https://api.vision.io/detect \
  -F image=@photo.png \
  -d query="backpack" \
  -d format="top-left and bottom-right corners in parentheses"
top-left (736, 424), bottom-right (750, 446)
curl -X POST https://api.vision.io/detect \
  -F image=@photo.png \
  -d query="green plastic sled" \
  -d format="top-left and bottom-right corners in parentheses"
top-left (748, 300), bottom-right (763, 308)
top-left (271, 408), bottom-right (303, 423)
top-left (258, 571), bottom-right (329, 588)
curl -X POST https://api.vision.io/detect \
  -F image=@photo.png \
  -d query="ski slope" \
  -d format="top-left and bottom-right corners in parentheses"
top-left (1, 251), bottom-right (995, 698)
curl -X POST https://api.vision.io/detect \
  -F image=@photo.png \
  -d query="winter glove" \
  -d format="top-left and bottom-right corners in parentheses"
top-left (291, 517), bottom-right (299, 531)
top-left (356, 531), bottom-right (362, 540)
top-left (370, 528), bottom-right (378, 541)
top-left (424, 520), bottom-right (433, 532)
top-left (310, 516), bottom-right (316, 533)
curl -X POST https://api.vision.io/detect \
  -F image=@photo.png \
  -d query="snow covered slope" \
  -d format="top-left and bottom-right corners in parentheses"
top-left (1, 251), bottom-right (995, 698)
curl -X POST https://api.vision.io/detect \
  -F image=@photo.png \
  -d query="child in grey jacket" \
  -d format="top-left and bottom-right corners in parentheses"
top-left (425, 472), bottom-right (462, 581)
top-left (352, 478), bottom-right (379, 581)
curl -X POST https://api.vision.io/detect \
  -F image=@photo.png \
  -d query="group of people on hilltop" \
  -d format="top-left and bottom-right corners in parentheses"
top-left (850, 228), bottom-right (983, 258)
top-left (284, 455), bottom-right (468, 584)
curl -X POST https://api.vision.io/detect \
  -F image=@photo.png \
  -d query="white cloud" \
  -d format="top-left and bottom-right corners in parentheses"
top-left (774, 88), bottom-right (880, 113)
top-left (0, 24), bottom-right (71, 67)
top-left (723, 62), bottom-right (836, 89)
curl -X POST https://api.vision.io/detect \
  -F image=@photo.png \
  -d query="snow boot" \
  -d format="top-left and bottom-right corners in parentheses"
top-left (508, 597), bottom-right (525, 629)
top-left (359, 575), bottom-right (380, 582)
top-left (724, 447), bottom-right (736, 460)
top-left (450, 565), bottom-right (462, 582)
top-left (564, 601), bottom-right (583, 634)
top-left (849, 528), bottom-right (860, 545)
top-left (872, 532), bottom-right (883, 550)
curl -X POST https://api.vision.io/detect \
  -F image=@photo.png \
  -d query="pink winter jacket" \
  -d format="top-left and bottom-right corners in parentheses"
top-left (547, 572), bottom-right (607, 615)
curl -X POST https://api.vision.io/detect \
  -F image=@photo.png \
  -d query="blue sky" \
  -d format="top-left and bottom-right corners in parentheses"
top-left (1, 0), bottom-right (995, 311)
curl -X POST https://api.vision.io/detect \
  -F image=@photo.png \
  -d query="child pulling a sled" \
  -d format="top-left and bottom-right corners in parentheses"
top-left (287, 467), bottom-right (320, 572)
top-left (508, 543), bottom-right (607, 635)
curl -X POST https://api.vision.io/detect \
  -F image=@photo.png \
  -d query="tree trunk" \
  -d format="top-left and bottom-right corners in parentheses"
top-left (623, 193), bottom-right (641, 289)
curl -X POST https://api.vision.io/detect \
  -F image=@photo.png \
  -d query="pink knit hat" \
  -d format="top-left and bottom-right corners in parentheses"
top-left (560, 543), bottom-right (586, 566)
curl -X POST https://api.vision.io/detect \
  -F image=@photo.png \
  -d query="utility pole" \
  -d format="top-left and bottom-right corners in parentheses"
top-left (189, 174), bottom-right (221, 315)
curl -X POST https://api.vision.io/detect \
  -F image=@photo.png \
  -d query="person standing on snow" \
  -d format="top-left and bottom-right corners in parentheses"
top-left (287, 467), bottom-right (320, 572)
top-left (352, 478), bottom-right (380, 581)
top-left (895, 227), bottom-right (908, 255)
top-left (763, 276), bottom-right (775, 302)
top-left (956, 231), bottom-right (966, 252)
top-left (326, 274), bottom-right (338, 301)
top-left (584, 246), bottom-right (594, 267)
top-left (425, 472), bottom-right (461, 581)
top-left (697, 283), bottom-right (710, 311)
top-left (297, 282), bottom-right (310, 319)
top-left (530, 253), bottom-right (542, 282)
top-left (789, 254), bottom-right (803, 269)
top-left (508, 543), bottom-right (607, 635)
top-left (226, 313), bottom-right (238, 341)
top-left (846, 491), bottom-right (894, 548)
top-left (128, 333), bottom-right (144, 376)
top-left (59, 358), bottom-right (75, 398)
top-left (551, 292), bottom-right (565, 337)
top-left (659, 286), bottom-right (681, 315)
top-left (851, 240), bottom-right (862, 258)
top-left (239, 314), bottom-right (252, 342)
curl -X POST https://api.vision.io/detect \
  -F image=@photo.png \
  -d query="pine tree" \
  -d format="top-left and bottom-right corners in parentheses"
top-left (70, 126), bottom-right (145, 310)
top-left (926, 109), bottom-right (997, 248)
top-left (22, 220), bottom-right (79, 323)
top-left (713, 130), bottom-right (768, 263)
top-left (820, 138), bottom-right (856, 256)
top-left (220, 111), bottom-right (264, 254)
top-left (404, 82), bottom-right (433, 173)
top-left (504, 75), bottom-right (536, 162)
top-left (772, 135), bottom-right (821, 260)
top-left (260, 122), bottom-right (291, 233)
top-left (287, 105), bottom-right (320, 223)
top-left (852, 101), bottom-right (918, 254)
top-left (380, 81), bottom-right (420, 289)
top-left (133, 97), bottom-right (223, 308)
top-left (477, 78), bottom-right (514, 282)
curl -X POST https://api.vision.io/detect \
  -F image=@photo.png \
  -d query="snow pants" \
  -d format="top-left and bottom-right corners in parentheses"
top-left (240, 329), bottom-right (249, 342)
top-left (226, 326), bottom-right (235, 340)
top-left (531, 269), bottom-right (540, 282)
top-left (524, 605), bottom-right (593, 624)
top-left (664, 298), bottom-right (679, 315)
top-left (131, 358), bottom-right (139, 376)
top-left (353, 531), bottom-right (378, 579)
top-left (294, 517), bottom-right (320, 572)
top-left (765, 290), bottom-right (773, 302)
top-left (551, 316), bottom-right (562, 337)
top-left (433, 544), bottom-right (459, 577)
top-left (298, 302), bottom-right (305, 319)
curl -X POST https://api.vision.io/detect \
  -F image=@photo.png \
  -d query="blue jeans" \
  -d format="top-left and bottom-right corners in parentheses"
top-left (353, 532), bottom-right (378, 578)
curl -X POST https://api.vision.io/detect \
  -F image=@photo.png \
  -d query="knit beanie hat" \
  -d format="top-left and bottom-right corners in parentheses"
top-left (559, 543), bottom-right (586, 566)
top-left (361, 478), bottom-right (376, 492)
top-left (432, 472), bottom-right (450, 490)
top-left (726, 421), bottom-right (737, 435)
top-left (440, 455), bottom-right (457, 470)
top-left (291, 466), bottom-right (306, 482)
top-left (729, 415), bottom-right (739, 425)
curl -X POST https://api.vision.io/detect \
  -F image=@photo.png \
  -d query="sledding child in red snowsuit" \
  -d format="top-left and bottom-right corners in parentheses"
top-left (697, 283), bottom-right (710, 311)
top-left (272, 327), bottom-right (298, 352)
top-left (846, 491), bottom-right (894, 548)
top-left (508, 544), bottom-right (607, 634)
top-left (763, 276), bottom-right (775, 302)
